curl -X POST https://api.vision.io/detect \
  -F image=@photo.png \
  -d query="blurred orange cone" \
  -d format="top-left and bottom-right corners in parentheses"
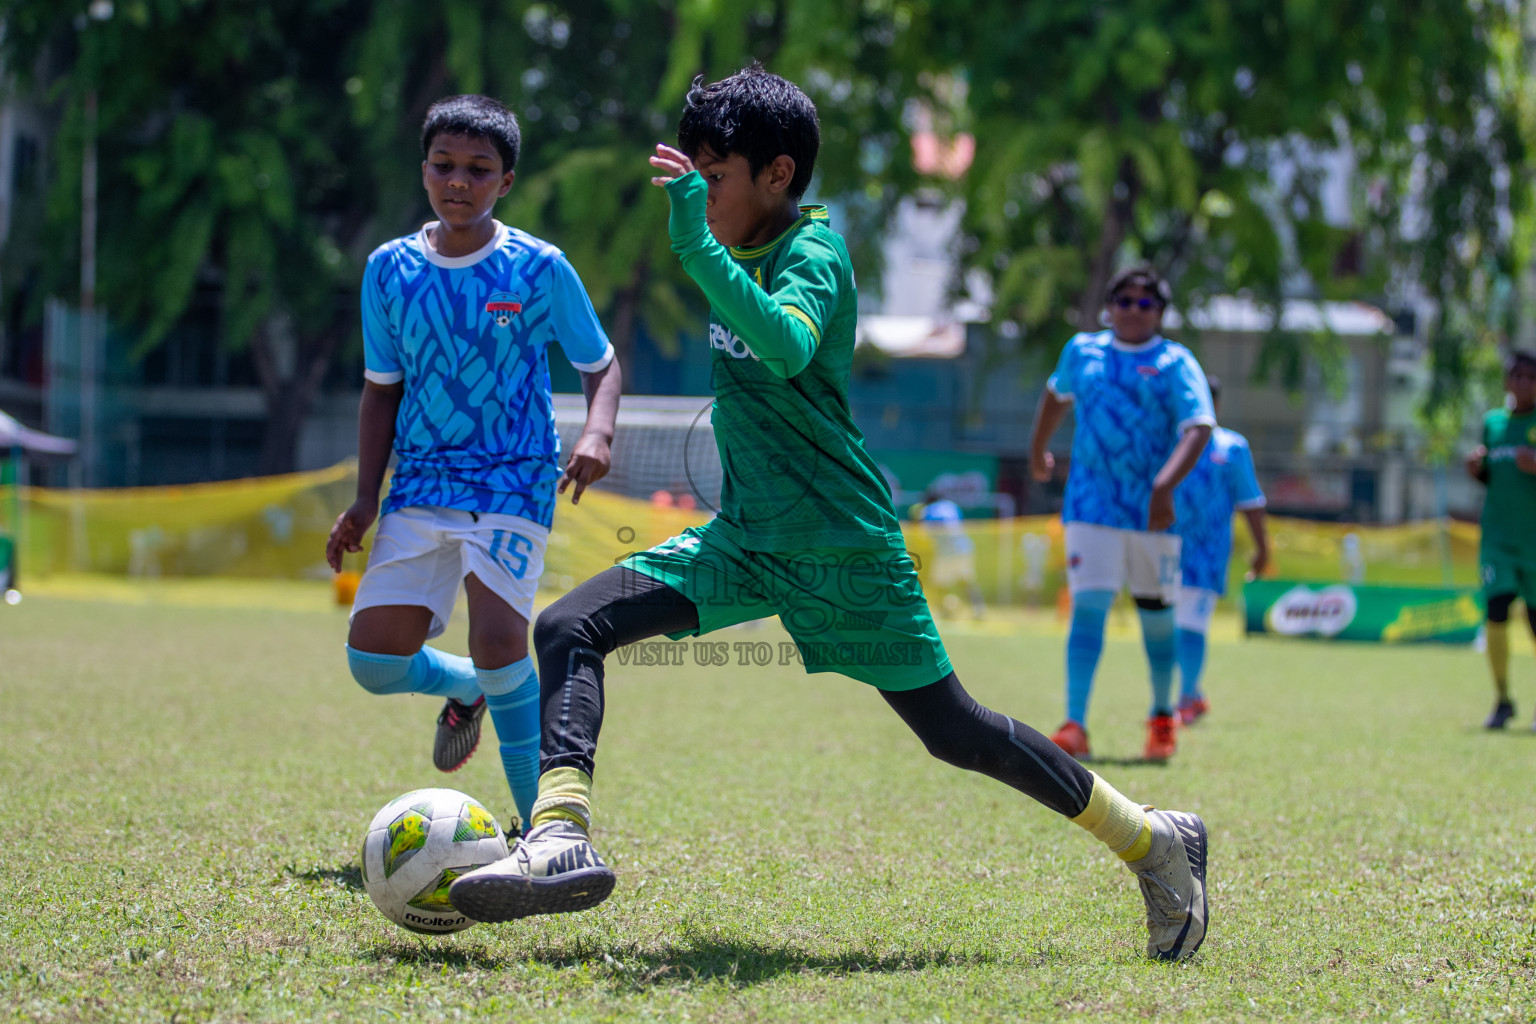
top-left (334, 570), bottom-right (361, 606)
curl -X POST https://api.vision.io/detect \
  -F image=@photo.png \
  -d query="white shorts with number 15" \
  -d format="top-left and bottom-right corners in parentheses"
top-left (351, 505), bottom-right (547, 638)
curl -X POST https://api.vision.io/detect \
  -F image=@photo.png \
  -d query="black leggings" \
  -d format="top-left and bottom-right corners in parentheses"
top-left (533, 567), bottom-right (1095, 819)
top-left (1486, 593), bottom-right (1536, 631)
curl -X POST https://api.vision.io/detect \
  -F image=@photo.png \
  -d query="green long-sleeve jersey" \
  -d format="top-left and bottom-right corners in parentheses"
top-left (664, 171), bottom-right (906, 552)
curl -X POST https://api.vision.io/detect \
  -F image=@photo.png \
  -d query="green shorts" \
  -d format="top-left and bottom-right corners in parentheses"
top-left (1480, 540), bottom-right (1536, 606)
top-left (622, 521), bottom-right (951, 691)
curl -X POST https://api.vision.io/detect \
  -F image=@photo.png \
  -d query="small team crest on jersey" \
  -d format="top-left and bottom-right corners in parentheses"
top-left (1136, 365), bottom-right (1160, 377)
top-left (1069, 553), bottom-right (1083, 568)
top-left (485, 292), bottom-right (523, 326)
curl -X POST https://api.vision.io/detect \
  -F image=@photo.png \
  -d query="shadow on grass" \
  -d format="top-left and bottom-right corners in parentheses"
top-left (605, 938), bottom-right (1003, 988)
top-left (289, 863), bottom-right (364, 891)
top-left (362, 935), bottom-right (1003, 988)
top-left (361, 941), bottom-right (509, 971)
top-left (1081, 756), bottom-right (1169, 768)
top-left (1458, 724), bottom-right (1536, 737)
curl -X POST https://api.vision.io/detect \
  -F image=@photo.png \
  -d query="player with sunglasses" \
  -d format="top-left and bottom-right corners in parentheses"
top-left (1029, 266), bottom-right (1215, 761)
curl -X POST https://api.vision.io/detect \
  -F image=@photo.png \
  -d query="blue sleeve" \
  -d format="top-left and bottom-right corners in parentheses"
top-left (361, 251), bottom-right (403, 384)
top-left (1228, 437), bottom-right (1266, 509)
top-left (545, 254), bottom-right (615, 372)
top-left (1170, 349), bottom-right (1216, 431)
top-left (1047, 336), bottom-right (1080, 398)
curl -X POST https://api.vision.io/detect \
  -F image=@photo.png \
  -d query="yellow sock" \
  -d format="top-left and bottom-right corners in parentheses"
top-left (1071, 772), bottom-right (1153, 862)
top-left (529, 767), bottom-right (593, 832)
top-left (1487, 621), bottom-right (1510, 700)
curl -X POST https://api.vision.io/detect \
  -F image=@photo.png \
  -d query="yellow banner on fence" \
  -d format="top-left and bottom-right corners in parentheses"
top-left (3, 462), bottom-right (710, 586)
top-left (0, 462), bottom-right (1484, 602)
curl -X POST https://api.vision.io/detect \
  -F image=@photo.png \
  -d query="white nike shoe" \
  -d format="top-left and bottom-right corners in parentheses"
top-left (448, 819), bottom-right (616, 922)
top-left (1125, 808), bottom-right (1209, 961)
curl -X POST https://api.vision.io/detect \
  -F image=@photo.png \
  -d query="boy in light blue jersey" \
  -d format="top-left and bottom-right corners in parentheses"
top-left (326, 95), bottom-right (622, 834)
top-left (1171, 377), bottom-right (1269, 725)
top-left (1029, 266), bottom-right (1214, 761)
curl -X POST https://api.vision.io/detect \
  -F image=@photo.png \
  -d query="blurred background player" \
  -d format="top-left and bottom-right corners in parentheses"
top-left (1464, 348), bottom-right (1536, 730)
top-left (917, 486), bottom-right (986, 618)
top-left (1170, 376), bottom-right (1269, 725)
top-left (1029, 266), bottom-right (1215, 761)
top-left (325, 95), bottom-right (622, 832)
top-left (448, 67), bottom-right (1210, 962)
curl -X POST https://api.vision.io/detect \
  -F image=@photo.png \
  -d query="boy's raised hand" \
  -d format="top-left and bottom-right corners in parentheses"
top-left (559, 434), bottom-right (612, 505)
top-left (326, 499), bottom-right (378, 572)
top-left (649, 144), bottom-right (695, 185)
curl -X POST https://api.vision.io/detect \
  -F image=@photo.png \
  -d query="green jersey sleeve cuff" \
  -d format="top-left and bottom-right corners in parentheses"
top-left (664, 171), bottom-right (710, 252)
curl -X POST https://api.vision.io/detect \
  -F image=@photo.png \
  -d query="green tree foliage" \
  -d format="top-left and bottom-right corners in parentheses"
top-left (916, 0), bottom-right (1527, 438)
top-left (3, 0), bottom-right (381, 474)
top-left (5, 0), bottom-right (1526, 473)
top-left (0, 0), bottom-right (926, 472)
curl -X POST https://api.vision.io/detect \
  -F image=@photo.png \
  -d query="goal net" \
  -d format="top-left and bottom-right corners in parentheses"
top-left (552, 393), bottom-right (722, 510)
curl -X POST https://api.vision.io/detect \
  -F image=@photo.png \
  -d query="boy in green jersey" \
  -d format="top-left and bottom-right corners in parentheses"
top-left (1465, 348), bottom-right (1536, 729)
top-left (449, 66), bottom-right (1210, 961)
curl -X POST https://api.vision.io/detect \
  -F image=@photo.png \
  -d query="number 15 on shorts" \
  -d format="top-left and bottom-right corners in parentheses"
top-left (489, 530), bottom-right (535, 579)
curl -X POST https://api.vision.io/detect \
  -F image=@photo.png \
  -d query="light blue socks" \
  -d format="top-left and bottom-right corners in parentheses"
top-left (1177, 629), bottom-right (1207, 702)
top-left (346, 644), bottom-right (481, 703)
top-left (476, 657), bottom-right (540, 831)
top-left (1065, 589), bottom-right (1115, 726)
top-left (1138, 606), bottom-right (1177, 715)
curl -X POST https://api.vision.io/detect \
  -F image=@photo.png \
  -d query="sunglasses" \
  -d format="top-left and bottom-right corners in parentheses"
top-left (1113, 296), bottom-right (1159, 311)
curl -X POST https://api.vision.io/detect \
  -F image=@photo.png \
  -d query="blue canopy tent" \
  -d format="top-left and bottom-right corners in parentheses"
top-left (0, 410), bottom-right (77, 599)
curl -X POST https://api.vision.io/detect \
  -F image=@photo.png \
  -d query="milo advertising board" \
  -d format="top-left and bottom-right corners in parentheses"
top-left (1242, 580), bottom-right (1483, 644)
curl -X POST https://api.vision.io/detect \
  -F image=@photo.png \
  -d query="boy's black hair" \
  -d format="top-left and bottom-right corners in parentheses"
top-left (421, 95), bottom-right (520, 171)
top-left (1105, 265), bottom-right (1172, 308)
top-left (1207, 374), bottom-right (1222, 402)
top-left (1506, 347), bottom-right (1536, 374)
top-left (677, 63), bottom-right (820, 200)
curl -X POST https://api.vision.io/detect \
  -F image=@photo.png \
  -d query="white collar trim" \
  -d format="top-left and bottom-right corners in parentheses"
top-left (1108, 333), bottom-right (1164, 354)
top-left (417, 221), bottom-right (507, 268)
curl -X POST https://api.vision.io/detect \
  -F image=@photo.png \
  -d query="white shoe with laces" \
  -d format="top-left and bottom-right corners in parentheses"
top-left (1124, 808), bottom-right (1209, 961)
top-left (448, 819), bottom-right (615, 922)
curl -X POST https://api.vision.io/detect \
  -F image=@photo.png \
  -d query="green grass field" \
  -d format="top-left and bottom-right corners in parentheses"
top-left (3, 579), bottom-right (1534, 1023)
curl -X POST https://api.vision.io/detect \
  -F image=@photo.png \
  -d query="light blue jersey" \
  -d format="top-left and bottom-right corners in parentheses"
top-left (920, 498), bottom-right (974, 556)
top-left (1174, 426), bottom-right (1265, 593)
top-left (1048, 331), bottom-right (1215, 531)
top-left (362, 222), bottom-right (614, 526)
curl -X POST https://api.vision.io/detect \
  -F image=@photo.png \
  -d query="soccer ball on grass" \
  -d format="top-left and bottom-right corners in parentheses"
top-left (360, 788), bottom-right (509, 933)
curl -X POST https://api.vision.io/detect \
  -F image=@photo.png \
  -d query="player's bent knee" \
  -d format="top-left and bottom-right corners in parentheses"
top-left (533, 598), bottom-right (602, 658)
top-left (918, 733), bottom-right (983, 772)
top-left (346, 645), bottom-right (416, 695)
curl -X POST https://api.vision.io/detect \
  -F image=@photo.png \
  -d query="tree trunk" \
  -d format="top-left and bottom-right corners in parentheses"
top-left (1075, 155), bottom-right (1142, 331)
top-left (255, 385), bottom-right (311, 477)
top-left (249, 312), bottom-right (341, 476)
top-left (607, 256), bottom-right (649, 393)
